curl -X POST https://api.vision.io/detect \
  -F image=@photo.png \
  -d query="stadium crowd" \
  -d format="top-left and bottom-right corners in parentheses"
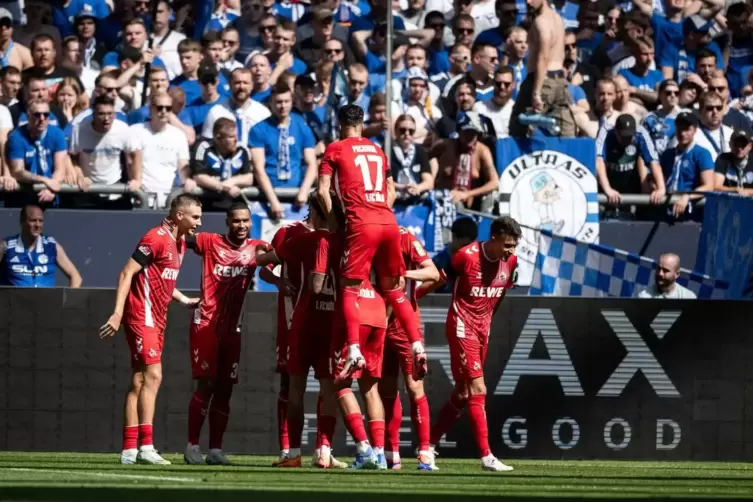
top-left (0, 0), bottom-right (751, 219)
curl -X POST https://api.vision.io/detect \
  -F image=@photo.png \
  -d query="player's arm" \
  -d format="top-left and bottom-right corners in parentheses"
top-left (317, 146), bottom-right (335, 223)
top-left (386, 173), bottom-right (397, 208)
top-left (416, 268), bottom-right (448, 299)
top-left (311, 234), bottom-right (330, 294)
top-left (99, 257), bottom-right (145, 338)
top-left (255, 248), bottom-right (281, 268)
top-left (405, 258), bottom-right (440, 283)
top-left (172, 288), bottom-right (200, 307)
top-left (55, 241), bottom-right (82, 288)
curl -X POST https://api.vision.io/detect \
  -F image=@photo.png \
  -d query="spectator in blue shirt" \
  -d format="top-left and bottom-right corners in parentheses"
top-left (6, 100), bottom-right (68, 203)
top-left (249, 84), bottom-right (317, 219)
top-left (618, 37), bottom-right (663, 108)
top-left (101, 19), bottom-right (167, 72)
top-left (248, 53), bottom-right (273, 103)
top-left (431, 217), bottom-right (478, 294)
top-left (639, 79), bottom-right (688, 156)
top-left (292, 75), bottom-right (326, 145)
top-left (52, 0), bottom-right (110, 38)
top-left (183, 66), bottom-right (227, 135)
top-left (266, 20), bottom-right (307, 76)
top-left (504, 27), bottom-right (528, 101)
top-left (659, 111), bottom-right (715, 218)
top-left (475, 0), bottom-right (519, 50)
top-left (662, 16), bottom-right (724, 83)
top-left (348, 0), bottom-right (405, 35)
top-left (170, 40), bottom-right (207, 106)
top-left (634, 0), bottom-right (684, 79)
top-left (95, 0), bottom-right (150, 50)
top-left (424, 11), bottom-right (450, 77)
top-left (725, 3), bottom-right (753, 98)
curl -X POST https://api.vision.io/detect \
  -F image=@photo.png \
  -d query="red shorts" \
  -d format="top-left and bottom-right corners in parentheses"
top-left (287, 314), bottom-right (332, 380)
top-left (342, 223), bottom-right (406, 281)
top-left (382, 324), bottom-right (423, 379)
top-left (446, 314), bottom-right (487, 382)
top-left (275, 295), bottom-right (295, 374)
top-left (331, 325), bottom-right (386, 380)
top-left (190, 322), bottom-right (241, 384)
top-left (124, 323), bottom-right (164, 368)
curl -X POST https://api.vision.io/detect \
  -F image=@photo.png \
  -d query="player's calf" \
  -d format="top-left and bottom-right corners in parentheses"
top-left (336, 387), bottom-right (378, 470)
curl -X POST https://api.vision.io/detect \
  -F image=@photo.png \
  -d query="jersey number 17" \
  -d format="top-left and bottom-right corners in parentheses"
top-left (356, 154), bottom-right (386, 203)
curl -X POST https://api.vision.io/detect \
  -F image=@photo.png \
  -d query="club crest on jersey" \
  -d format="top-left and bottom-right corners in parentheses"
top-left (218, 249), bottom-right (226, 259)
top-left (239, 251), bottom-right (251, 264)
top-left (38, 254), bottom-right (48, 264)
top-left (201, 361), bottom-right (209, 370)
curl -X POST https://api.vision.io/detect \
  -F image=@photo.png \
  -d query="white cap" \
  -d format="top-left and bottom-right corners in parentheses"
top-left (0, 8), bottom-right (13, 23)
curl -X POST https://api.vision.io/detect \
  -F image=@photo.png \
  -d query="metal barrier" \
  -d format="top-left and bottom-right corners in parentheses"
top-left (0, 183), bottom-right (150, 209)
top-left (165, 186), bottom-right (302, 209)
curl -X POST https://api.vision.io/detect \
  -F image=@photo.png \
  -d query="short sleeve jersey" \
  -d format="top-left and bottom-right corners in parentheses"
top-left (123, 220), bottom-right (186, 330)
top-left (188, 233), bottom-right (269, 331)
top-left (319, 137), bottom-right (396, 227)
top-left (448, 242), bottom-right (517, 338)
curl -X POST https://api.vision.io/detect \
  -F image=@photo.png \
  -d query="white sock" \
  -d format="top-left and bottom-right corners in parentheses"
top-left (320, 445), bottom-right (331, 457)
top-left (280, 449), bottom-right (289, 457)
top-left (209, 448), bottom-right (222, 455)
top-left (418, 450), bottom-right (432, 458)
top-left (122, 448), bottom-right (138, 455)
top-left (482, 453), bottom-right (496, 462)
top-left (356, 441), bottom-right (371, 454)
top-left (139, 444), bottom-right (154, 452)
top-left (385, 451), bottom-right (401, 462)
top-left (373, 447), bottom-right (384, 455)
top-left (289, 447), bottom-right (301, 458)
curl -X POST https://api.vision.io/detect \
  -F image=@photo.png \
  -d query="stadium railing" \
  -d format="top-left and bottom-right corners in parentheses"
top-left (0, 183), bottom-right (150, 208)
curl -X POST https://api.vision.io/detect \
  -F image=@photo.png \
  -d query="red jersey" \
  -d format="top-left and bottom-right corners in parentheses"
top-left (387, 228), bottom-right (431, 328)
top-left (315, 232), bottom-right (387, 328)
top-left (270, 221), bottom-right (315, 331)
top-left (448, 242), bottom-right (517, 337)
top-left (319, 137), bottom-right (396, 227)
top-left (123, 220), bottom-right (186, 330)
top-left (277, 229), bottom-right (336, 325)
top-left (189, 233), bottom-right (269, 330)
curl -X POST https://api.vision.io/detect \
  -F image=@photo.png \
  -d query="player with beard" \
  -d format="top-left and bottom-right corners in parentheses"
top-left (183, 203), bottom-right (271, 465)
top-left (100, 194), bottom-right (203, 465)
top-left (510, 0), bottom-right (575, 137)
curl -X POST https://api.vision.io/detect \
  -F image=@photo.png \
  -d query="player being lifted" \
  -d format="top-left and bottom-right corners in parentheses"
top-left (183, 202), bottom-right (270, 465)
top-left (256, 196), bottom-right (347, 469)
top-left (380, 227), bottom-right (440, 471)
top-left (317, 104), bottom-right (427, 381)
top-left (259, 207), bottom-right (315, 465)
top-left (100, 194), bottom-right (203, 465)
top-left (429, 216), bottom-right (521, 472)
top-left (314, 217), bottom-right (390, 469)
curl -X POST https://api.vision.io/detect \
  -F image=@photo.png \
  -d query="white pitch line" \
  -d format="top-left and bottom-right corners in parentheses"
top-left (4, 467), bottom-right (197, 483)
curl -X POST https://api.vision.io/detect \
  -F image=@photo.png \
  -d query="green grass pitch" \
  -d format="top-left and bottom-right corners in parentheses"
top-left (0, 452), bottom-right (752, 501)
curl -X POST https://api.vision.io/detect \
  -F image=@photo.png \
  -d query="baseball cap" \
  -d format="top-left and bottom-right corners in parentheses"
top-left (74, 4), bottom-right (96, 21)
top-left (312, 6), bottom-right (333, 21)
top-left (0, 8), bottom-right (13, 23)
top-left (731, 129), bottom-right (751, 145)
top-left (456, 110), bottom-right (484, 134)
top-left (615, 114), bottom-right (636, 136)
top-left (294, 74), bottom-right (316, 89)
top-left (683, 15), bottom-right (713, 36)
top-left (675, 111), bottom-right (699, 129)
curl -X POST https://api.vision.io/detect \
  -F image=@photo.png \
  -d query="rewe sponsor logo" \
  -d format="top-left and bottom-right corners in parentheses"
top-left (469, 286), bottom-right (506, 298)
top-left (161, 268), bottom-right (179, 280)
top-left (213, 264), bottom-right (247, 277)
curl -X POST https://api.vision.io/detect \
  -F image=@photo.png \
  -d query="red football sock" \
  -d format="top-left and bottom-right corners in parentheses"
top-left (429, 392), bottom-right (467, 445)
top-left (341, 287), bottom-right (362, 346)
top-left (344, 413), bottom-right (369, 443)
top-left (369, 419), bottom-right (385, 450)
top-left (317, 414), bottom-right (337, 448)
top-left (383, 288), bottom-right (421, 344)
top-left (187, 390), bottom-right (211, 446)
top-left (208, 390), bottom-right (231, 450)
top-left (287, 404), bottom-right (304, 450)
top-left (138, 423), bottom-right (153, 448)
top-left (382, 394), bottom-right (402, 453)
top-left (277, 390), bottom-right (289, 451)
top-left (411, 395), bottom-right (431, 451)
top-left (468, 394), bottom-right (491, 458)
top-left (122, 425), bottom-right (138, 450)
top-left (315, 395), bottom-right (323, 449)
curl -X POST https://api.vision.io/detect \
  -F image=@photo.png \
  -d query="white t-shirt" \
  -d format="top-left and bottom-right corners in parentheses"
top-left (128, 122), bottom-right (190, 206)
top-left (201, 99), bottom-right (272, 144)
top-left (477, 98), bottom-right (514, 138)
top-left (70, 119), bottom-right (133, 185)
top-left (636, 283), bottom-right (697, 299)
top-left (0, 104), bottom-right (12, 131)
top-left (153, 30), bottom-right (187, 80)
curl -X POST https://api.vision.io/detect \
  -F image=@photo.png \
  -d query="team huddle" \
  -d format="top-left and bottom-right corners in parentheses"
top-left (98, 105), bottom-right (523, 472)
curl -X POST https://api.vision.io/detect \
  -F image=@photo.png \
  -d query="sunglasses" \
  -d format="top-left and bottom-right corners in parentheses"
top-left (398, 127), bottom-right (415, 134)
top-left (455, 28), bottom-right (474, 34)
top-left (429, 23), bottom-right (445, 30)
top-left (32, 111), bottom-right (50, 119)
top-left (260, 25), bottom-right (277, 32)
top-left (709, 86), bottom-right (727, 92)
top-left (495, 80), bottom-right (513, 89)
top-left (704, 105), bottom-right (723, 112)
top-left (565, 44), bottom-right (577, 50)
top-left (154, 105), bottom-right (172, 112)
top-left (663, 90), bottom-right (679, 96)
top-left (324, 48), bottom-right (342, 54)
top-left (102, 86), bottom-right (118, 93)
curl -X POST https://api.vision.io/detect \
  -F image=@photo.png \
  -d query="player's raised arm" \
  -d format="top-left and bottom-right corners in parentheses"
top-left (317, 145), bottom-right (336, 223)
top-left (100, 257), bottom-right (144, 338)
top-left (311, 234), bottom-right (331, 294)
top-left (255, 247), bottom-right (281, 268)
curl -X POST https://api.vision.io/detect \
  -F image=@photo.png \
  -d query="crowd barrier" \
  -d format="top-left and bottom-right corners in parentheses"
top-left (0, 183), bottom-right (149, 208)
top-left (1, 290), bottom-right (749, 460)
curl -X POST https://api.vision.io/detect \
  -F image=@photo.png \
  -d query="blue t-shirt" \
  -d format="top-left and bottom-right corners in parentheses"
top-left (431, 247), bottom-right (453, 294)
top-left (171, 73), bottom-right (230, 106)
top-left (205, 9), bottom-right (240, 33)
top-left (7, 125), bottom-right (68, 178)
top-left (272, 1), bottom-right (306, 22)
top-left (0, 234), bottom-right (58, 287)
top-left (475, 28), bottom-right (504, 50)
top-left (52, 0), bottom-right (110, 38)
top-left (349, 14), bottom-right (405, 35)
top-left (294, 106), bottom-right (326, 142)
top-left (660, 143), bottom-right (714, 192)
top-left (661, 42), bottom-right (723, 82)
top-left (727, 39), bottom-right (753, 98)
top-left (103, 51), bottom-right (166, 70)
top-left (618, 68), bottom-right (664, 92)
top-left (568, 84), bottom-right (586, 104)
top-left (555, 1), bottom-right (580, 30)
top-left (651, 13), bottom-right (684, 73)
top-left (270, 56), bottom-right (308, 76)
top-left (251, 87), bottom-right (272, 103)
top-left (428, 46), bottom-right (450, 77)
top-left (247, 114), bottom-right (316, 188)
top-left (184, 96), bottom-right (227, 133)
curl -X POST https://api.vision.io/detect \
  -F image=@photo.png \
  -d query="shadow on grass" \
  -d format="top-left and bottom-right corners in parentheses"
top-left (2, 487), bottom-right (752, 502)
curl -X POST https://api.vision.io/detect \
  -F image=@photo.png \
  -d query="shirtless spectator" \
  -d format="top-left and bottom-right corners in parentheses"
top-left (0, 8), bottom-right (32, 71)
top-left (510, 0), bottom-right (574, 137)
